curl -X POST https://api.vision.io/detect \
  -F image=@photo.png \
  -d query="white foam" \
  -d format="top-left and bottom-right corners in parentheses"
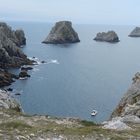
top-left (33, 68), bottom-right (39, 72)
top-left (19, 77), bottom-right (28, 80)
top-left (47, 59), bottom-right (60, 64)
top-left (28, 57), bottom-right (59, 65)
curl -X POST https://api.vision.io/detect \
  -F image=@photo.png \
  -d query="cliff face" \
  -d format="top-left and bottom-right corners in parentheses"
top-left (111, 72), bottom-right (140, 118)
top-left (0, 22), bottom-right (31, 68)
top-left (0, 22), bottom-right (33, 87)
top-left (42, 21), bottom-right (80, 44)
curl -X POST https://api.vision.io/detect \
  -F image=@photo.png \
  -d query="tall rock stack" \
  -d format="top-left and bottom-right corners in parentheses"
top-left (42, 21), bottom-right (80, 44)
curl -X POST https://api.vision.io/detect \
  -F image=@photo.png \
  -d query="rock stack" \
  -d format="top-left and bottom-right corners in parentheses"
top-left (42, 21), bottom-right (80, 44)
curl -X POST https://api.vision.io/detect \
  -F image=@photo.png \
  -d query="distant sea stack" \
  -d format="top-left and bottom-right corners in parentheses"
top-left (129, 27), bottom-right (140, 37)
top-left (94, 31), bottom-right (119, 43)
top-left (42, 21), bottom-right (80, 44)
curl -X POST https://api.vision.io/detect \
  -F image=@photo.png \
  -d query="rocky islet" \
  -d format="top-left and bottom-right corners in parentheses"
top-left (129, 27), bottom-right (140, 37)
top-left (42, 21), bottom-right (80, 44)
top-left (94, 31), bottom-right (119, 43)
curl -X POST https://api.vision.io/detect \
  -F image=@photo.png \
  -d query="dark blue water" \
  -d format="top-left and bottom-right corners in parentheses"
top-left (7, 21), bottom-right (140, 122)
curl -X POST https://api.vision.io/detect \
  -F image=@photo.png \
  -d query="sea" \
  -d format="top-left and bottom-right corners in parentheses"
top-left (6, 21), bottom-right (140, 123)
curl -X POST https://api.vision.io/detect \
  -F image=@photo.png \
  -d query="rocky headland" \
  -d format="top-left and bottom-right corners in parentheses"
top-left (129, 27), bottom-right (140, 37)
top-left (111, 72), bottom-right (140, 119)
top-left (94, 31), bottom-right (119, 43)
top-left (42, 21), bottom-right (80, 44)
top-left (0, 22), bottom-right (33, 87)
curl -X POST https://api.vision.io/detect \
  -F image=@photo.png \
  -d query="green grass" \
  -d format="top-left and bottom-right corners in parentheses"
top-left (80, 120), bottom-right (96, 126)
top-left (0, 121), bottom-right (32, 130)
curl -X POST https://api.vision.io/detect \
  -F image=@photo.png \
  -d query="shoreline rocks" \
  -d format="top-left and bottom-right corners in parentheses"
top-left (111, 72), bottom-right (140, 119)
top-left (129, 27), bottom-right (140, 37)
top-left (0, 22), bottom-right (34, 87)
top-left (19, 70), bottom-right (30, 78)
top-left (94, 31), bottom-right (119, 43)
top-left (42, 21), bottom-right (80, 44)
top-left (21, 66), bottom-right (33, 71)
top-left (0, 89), bottom-right (21, 111)
top-left (0, 70), bottom-right (18, 87)
top-left (0, 22), bottom-right (32, 69)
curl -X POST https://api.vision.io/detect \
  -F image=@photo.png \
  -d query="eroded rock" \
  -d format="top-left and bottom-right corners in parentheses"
top-left (42, 21), bottom-right (80, 44)
top-left (111, 72), bottom-right (140, 118)
top-left (129, 27), bottom-right (140, 37)
top-left (94, 31), bottom-right (119, 43)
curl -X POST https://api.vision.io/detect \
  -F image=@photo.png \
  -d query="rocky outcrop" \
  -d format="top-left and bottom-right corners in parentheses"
top-left (94, 31), bottom-right (119, 43)
top-left (14, 29), bottom-right (26, 46)
top-left (129, 27), bottom-right (140, 37)
top-left (0, 89), bottom-right (21, 111)
top-left (111, 72), bottom-right (140, 118)
top-left (0, 22), bottom-right (32, 68)
top-left (19, 70), bottom-right (30, 78)
top-left (0, 70), bottom-right (18, 87)
top-left (42, 21), bottom-right (80, 44)
top-left (21, 66), bottom-right (33, 71)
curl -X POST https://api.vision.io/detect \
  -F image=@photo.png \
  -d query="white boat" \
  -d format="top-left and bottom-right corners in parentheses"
top-left (91, 110), bottom-right (98, 116)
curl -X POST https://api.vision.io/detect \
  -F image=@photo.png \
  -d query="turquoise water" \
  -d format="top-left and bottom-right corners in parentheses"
top-left (7, 21), bottom-right (140, 122)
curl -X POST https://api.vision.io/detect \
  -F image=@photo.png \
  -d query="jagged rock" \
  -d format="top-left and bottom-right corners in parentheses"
top-left (19, 70), bottom-right (30, 78)
top-left (42, 21), bottom-right (80, 44)
top-left (7, 88), bottom-right (13, 91)
top-left (111, 72), bottom-right (140, 118)
top-left (21, 66), bottom-right (33, 71)
top-left (14, 29), bottom-right (26, 46)
top-left (0, 70), bottom-right (18, 87)
top-left (94, 31), bottom-right (119, 43)
top-left (129, 27), bottom-right (140, 37)
top-left (0, 89), bottom-right (21, 111)
top-left (0, 22), bottom-right (32, 68)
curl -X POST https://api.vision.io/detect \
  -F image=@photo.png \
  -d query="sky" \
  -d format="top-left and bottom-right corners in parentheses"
top-left (0, 0), bottom-right (139, 25)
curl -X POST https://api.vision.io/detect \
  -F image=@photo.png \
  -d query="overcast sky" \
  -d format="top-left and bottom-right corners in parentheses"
top-left (0, 0), bottom-right (139, 25)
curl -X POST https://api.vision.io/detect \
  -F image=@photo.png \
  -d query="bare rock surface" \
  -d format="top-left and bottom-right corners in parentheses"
top-left (42, 21), bottom-right (80, 44)
top-left (111, 72), bottom-right (140, 119)
top-left (129, 27), bottom-right (140, 37)
top-left (0, 22), bottom-right (31, 68)
top-left (94, 31), bottom-right (119, 43)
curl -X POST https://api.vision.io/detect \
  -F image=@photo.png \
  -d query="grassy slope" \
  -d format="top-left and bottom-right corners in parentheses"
top-left (0, 109), bottom-right (140, 140)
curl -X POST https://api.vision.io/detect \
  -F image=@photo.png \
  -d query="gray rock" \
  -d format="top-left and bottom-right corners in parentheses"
top-left (111, 72), bottom-right (140, 118)
top-left (19, 70), bottom-right (30, 78)
top-left (0, 89), bottom-right (21, 111)
top-left (14, 29), bottom-right (26, 46)
top-left (0, 22), bottom-right (32, 68)
top-left (94, 31), bottom-right (119, 43)
top-left (42, 21), bottom-right (80, 44)
top-left (129, 27), bottom-right (140, 37)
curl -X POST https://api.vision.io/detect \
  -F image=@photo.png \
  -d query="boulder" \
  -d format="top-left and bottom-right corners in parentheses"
top-left (19, 70), bottom-right (30, 78)
top-left (42, 21), bottom-right (80, 44)
top-left (94, 31), bottom-right (119, 43)
top-left (21, 66), bottom-right (33, 71)
top-left (111, 72), bottom-right (140, 118)
top-left (129, 27), bottom-right (140, 37)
